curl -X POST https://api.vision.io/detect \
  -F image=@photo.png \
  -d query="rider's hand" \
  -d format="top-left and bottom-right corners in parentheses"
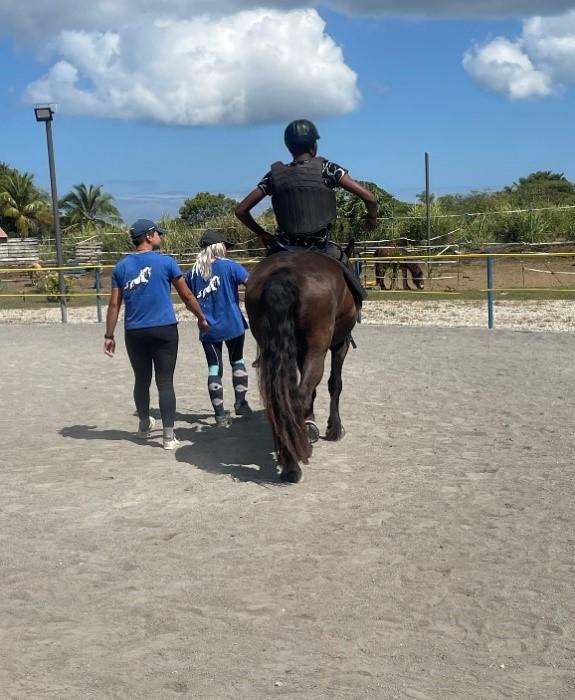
top-left (104, 337), bottom-right (116, 357)
top-left (198, 318), bottom-right (210, 334)
top-left (261, 232), bottom-right (274, 247)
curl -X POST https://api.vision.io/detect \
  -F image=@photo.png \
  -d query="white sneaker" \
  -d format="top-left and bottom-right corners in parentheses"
top-left (163, 437), bottom-right (181, 450)
top-left (136, 416), bottom-right (156, 439)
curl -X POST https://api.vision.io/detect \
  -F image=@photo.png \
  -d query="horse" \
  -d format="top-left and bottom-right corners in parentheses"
top-left (245, 242), bottom-right (357, 483)
top-left (374, 246), bottom-right (424, 290)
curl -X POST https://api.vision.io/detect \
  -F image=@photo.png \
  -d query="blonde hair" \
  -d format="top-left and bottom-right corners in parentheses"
top-left (192, 242), bottom-right (227, 281)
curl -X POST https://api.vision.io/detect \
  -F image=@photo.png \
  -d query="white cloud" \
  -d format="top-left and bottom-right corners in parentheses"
top-left (23, 10), bottom-right (360, 126)
top-left (463, 37), bottom-right (553, 99)
top-left (5, 0), bottom-right (575, 123)
top-left (464, 10), bottom-right (575, 99)
top-left (522, 12), bottom-right (575, 83)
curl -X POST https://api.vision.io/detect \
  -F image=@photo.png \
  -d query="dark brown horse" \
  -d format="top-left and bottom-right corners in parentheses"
top-left (374, 246), bottom-right (424, 290)
top-left (245, 243), bottom-right (357, 483)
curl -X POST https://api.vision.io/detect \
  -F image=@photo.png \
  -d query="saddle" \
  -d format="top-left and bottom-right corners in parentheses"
top-left (267, 235), bottom-right (367, 305)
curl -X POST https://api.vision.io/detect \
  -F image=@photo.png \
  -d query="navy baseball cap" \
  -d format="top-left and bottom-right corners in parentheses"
top-left (129, 219), bottom-right (167, 242)
top-left (200, 229), bottom-right (232, 248)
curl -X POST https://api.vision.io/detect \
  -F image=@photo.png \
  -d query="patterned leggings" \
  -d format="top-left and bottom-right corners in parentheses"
top-left (201, 335), bottom-right (248, 416)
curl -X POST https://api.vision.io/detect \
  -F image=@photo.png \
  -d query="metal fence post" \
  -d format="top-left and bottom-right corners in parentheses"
top-left (95, 267), bottom-right (103, 322)
top-left (486, 255), bottom-right (494, 329)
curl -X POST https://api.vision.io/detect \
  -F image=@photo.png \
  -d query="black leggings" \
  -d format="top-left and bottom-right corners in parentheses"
top-left (125, 324), bottom-right (179, 428)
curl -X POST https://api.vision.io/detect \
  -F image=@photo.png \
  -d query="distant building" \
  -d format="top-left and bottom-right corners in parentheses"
top-left (0, 226), bottom-right (8, 243)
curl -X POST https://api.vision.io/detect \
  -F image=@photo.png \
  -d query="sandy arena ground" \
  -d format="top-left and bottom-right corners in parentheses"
top-left (1, 323), bottom-right (574, 699)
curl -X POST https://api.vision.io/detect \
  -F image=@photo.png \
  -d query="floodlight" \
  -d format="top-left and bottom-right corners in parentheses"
top-left (34, 106), bottom-right (54, 122)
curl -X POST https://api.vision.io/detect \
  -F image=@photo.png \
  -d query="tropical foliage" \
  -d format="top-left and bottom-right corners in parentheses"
top-left (3, 162), bottom-right (575, 252)
top-left (334, 181), bottom-right (403, 242)
top-left (59, 183), bottom-right (122, 231)
top-left (0, 170), bottom-right (51, 238)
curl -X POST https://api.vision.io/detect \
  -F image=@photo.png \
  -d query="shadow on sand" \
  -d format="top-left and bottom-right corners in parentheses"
top-left (59, 411), bottom-right (214, 449)
top-left (60, 410), bottom-right (279, 485)
top-left (174, 410), bottom-right (280, 485)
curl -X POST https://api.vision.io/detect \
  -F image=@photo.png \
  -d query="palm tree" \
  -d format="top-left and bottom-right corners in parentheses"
top-left (0, 171), bottom-right (51, 238)
top-left (60, 184), bottom-right (122, 231)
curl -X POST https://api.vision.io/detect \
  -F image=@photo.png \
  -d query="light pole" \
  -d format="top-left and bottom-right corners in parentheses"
top-left (34, 105), bottom-right (67, 323)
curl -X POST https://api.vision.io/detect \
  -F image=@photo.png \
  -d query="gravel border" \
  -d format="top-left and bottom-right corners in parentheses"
top-left (1, 299), bottom-right (573, 333)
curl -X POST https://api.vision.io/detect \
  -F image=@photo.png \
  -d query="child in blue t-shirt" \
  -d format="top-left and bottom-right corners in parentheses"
top-left (185, 230), bottom-right (251, 427)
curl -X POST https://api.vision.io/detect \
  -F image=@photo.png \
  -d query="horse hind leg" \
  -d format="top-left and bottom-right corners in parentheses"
top-left (391, 263), bottom-right (398, 290)
top-left (299, 348), bottom-right (328, 445)
top-left (325, 338), bottom-right (350, 441)
top-left (375, 263), bottom-right (386, 291)
top-left (402, 264), bottom-right (411, 290)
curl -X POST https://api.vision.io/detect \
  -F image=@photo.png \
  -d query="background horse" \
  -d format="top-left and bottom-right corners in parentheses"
top-left (245, 243), bottom-right (357, 483)
top-left (374, 246), bottom-right (424, 290)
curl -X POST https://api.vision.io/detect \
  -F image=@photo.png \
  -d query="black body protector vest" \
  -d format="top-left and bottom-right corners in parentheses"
top-left (270, 157), bottom-right (337, 236)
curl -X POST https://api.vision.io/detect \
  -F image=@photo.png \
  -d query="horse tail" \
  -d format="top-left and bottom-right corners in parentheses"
top-left (257, 269), bottom-right (311, 464)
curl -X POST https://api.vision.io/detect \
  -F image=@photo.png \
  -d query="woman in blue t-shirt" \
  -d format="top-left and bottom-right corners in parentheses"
top-left (105, 219), bottom-right (208, 449)
top-left (185, 230), bottom-right (250, 427)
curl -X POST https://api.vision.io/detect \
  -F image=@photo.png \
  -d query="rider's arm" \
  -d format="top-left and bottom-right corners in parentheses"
top-left (339, 174), bottom-right (378, 228)
top-left (235, 189), bottom-right (274, 246)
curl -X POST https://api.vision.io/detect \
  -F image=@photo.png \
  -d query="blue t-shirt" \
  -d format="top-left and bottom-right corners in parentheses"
top-left (112, 251), bottom-right (182, 330)
top-left (185, 258), bottom-right (249, 342)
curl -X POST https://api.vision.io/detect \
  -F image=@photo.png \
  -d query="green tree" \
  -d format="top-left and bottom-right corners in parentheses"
top-left (504, 171), bottom-right (575, 207)
top-left (0, 170), bottom-right (51, 238)
top-left (334, 181), bottom-right (399, 241)
top-left (179, 192), bottom-right (237, 227)
top-left (255, 206), bottom-right (277, 233)
top-left (59, 183), bottom-right (122, 231)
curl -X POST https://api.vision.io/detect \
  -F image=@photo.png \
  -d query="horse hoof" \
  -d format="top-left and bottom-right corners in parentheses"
top-left (306, 420), bottom-right (320, 444)
top-left (325, 426), bottom-right (345, 442)
top-left (280, 468), bottom-right (303, 484)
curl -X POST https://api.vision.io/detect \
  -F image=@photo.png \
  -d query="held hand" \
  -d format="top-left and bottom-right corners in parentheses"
top-left (197, 318), bottom-right (210, 334)
top-left (104, 338), bottom-right (116, 357)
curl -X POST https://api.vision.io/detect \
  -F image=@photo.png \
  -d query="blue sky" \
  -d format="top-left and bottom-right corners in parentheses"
top-left (1, 2), bottom-right (575, 222)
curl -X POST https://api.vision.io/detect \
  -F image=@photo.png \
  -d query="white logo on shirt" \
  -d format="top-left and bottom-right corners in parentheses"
top-left (125, 266), bottom-right (152, 291)
top-left (197, 275), bottom-right (220, 300)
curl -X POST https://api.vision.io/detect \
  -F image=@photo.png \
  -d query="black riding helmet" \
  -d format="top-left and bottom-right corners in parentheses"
top-left (284, 119), bottom-right (320, 153)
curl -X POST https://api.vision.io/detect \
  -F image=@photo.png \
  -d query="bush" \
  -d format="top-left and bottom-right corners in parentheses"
top-left (34, 271), bottom-right (74, 301)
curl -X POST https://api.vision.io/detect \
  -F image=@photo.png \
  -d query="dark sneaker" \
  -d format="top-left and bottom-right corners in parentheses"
top-left (136, 416), bottom-right (156, 439)
top-left (215, 411), bottom-right (231, 428)
top-left (234, 401), bottom-right (253, 417)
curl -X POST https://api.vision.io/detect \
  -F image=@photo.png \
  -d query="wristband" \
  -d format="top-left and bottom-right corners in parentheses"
top-left (104, 333), bottom-right (114, 340)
